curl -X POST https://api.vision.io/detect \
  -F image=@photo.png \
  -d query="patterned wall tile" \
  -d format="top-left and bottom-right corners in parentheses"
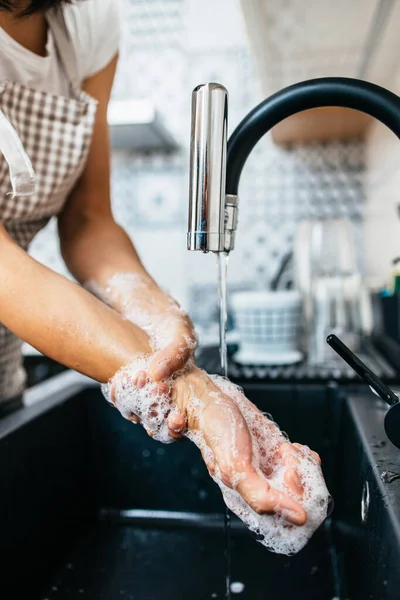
top-left (111, 154), bottom-right (186, 228)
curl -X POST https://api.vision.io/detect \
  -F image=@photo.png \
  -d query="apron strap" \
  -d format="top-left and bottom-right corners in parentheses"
top-left (46, 6), bottom-right (81, 92)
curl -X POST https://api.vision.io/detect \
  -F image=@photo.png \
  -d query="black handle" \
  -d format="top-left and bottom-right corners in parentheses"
top-left (226, 77), bottom-right (400, 195)
top-left (326, 334), bottom-right (399, 407)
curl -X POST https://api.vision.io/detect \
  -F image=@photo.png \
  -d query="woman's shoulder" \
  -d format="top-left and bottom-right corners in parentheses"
top-left (63, 0), bottom-right (120, 80)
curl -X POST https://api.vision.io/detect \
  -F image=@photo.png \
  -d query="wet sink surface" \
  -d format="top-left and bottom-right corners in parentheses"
top-left (1, 378), bottom-right (400, 599)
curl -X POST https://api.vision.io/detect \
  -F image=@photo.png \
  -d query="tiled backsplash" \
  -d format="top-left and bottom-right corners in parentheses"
top-left (29, 0), bottom-right (366, 332)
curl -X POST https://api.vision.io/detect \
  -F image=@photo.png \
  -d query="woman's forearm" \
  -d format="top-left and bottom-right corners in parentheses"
top-left (0, 228), bottom-right (151, 382)
top-left (59, 213), bottom-right (151, 287)
top-left (59, 213), bottom-right (166, 315)
top-left (58, 212), bottom-right (197, 383)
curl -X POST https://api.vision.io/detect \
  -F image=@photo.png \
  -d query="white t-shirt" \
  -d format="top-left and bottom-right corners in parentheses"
top-left (0, 0), bottom-right (120, 97)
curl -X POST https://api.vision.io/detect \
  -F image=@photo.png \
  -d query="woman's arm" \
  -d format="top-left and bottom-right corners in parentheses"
top-left (57, 55), bottom-right (148, 289)
top-left (58, 55), bottom-right (196, 380)
top-left (0, 225), bottom-right (151, 383)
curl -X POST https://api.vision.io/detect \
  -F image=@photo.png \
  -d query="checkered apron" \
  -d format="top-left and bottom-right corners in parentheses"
top-left (0, 8), bottom-right (97, 401)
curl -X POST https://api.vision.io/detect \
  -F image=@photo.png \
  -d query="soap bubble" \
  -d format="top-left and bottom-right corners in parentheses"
top-left (87, 273), bottom-right (196, 353)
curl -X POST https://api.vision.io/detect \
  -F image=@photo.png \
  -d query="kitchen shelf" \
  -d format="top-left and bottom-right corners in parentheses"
top-left (108, 100), bottom-right (179, 152)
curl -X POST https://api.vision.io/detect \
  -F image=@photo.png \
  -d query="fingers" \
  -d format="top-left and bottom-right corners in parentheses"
top-left (128, 414), bottom-right (140, 424)
top-left (117, 367), bottom-right (188, 440)
top-left (279, 441), bottom-right (322, 496)
top-left (280, 442), bottom-right (320, 465)
top-left (284, 467), bottom-right (304, 496)
top-left (156, 381), bottom-right (170, 396)
top-left (292, 442), bottom-right (321, 464)
top-left (167, 410), bottom-right (187, 440)
top-left (132, 371), bottom-right (170, 397)
top-left (200, 399), bottom-right (307, 525)
top-left (132, 371), bottom-right (148, 389)
top-left (167, 411), bottom-right (186, 433)
top-left (148, 334), bottom-right (195, 381)
top-left (235, 467), bottom-right (307, 526)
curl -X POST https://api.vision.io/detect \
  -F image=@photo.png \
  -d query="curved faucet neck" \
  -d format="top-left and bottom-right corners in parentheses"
top-left (226, 77), bottom-right (400, 196)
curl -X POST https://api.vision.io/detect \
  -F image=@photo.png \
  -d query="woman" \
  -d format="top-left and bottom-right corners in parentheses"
top-left (0, 0), bottom-right (319, 527)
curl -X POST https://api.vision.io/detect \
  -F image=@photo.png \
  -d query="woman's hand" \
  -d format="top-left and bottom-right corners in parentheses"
top-left (144, 287), bottom-right (197, 382)
top-left (109, 362), bottom-right (321, 526)
top-left (172, 368), bottom-right (315, 526)
top-left (89, 273), bottom-right (198, 381)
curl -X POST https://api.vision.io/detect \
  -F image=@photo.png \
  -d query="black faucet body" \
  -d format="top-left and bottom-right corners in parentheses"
top-left (226, 77), bottom-right (400, 196)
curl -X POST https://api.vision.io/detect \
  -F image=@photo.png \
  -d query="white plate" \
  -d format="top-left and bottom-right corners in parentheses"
top-left (233, 348), bottom-right (303, 366)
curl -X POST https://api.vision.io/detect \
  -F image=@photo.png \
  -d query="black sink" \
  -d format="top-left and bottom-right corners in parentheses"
top-left (1, 376), bottom-right (400, 599)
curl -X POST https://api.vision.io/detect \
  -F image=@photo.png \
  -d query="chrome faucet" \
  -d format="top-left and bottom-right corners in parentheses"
top-left (187, 83), bottom-right (237, 253)
top-left (187, 77), bottom-right (400, 254)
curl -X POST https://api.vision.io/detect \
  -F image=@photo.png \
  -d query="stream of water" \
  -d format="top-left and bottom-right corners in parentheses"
top-left (217, 252), bottom-right (229, 378)
top-left (216, 252), bottom-right (231, 600)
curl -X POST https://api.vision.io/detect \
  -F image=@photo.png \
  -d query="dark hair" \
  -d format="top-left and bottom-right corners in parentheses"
top-left (0, 1), bottom-right (77, 16)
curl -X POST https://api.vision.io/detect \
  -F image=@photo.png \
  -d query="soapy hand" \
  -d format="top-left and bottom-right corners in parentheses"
top-left (172, 368), bottom-right (315, 526)
top-left (115, 365), bottom-right (318, 523)
top-left (88, 273), bottom-right (197, 380)
top-left (104, 361), bottom-right (329, 546)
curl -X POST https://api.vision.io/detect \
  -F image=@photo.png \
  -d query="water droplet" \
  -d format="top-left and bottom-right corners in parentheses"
top-left (156, 448), bottom-right (165, 456)
top-left (381, 470), bottom-right (400, 483)
top-left (52, 586), bottom-right (58, 591)
top-left (230, 581), bottom-right (245, 594)
top-left (79, 590), bottom-right (84, 594)
top-left (211, 594), bottom-right (218, 599)
top-left (67, 563), bottom-right (74, 569)
top-left (142, 449), bottom-right (151, 458)
top-left (199, 489), bottom-right (208, 500)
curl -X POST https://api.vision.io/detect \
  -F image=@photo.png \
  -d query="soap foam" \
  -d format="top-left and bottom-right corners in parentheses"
top-left (101, 355), bottom-right (177, 444)
top-left (87, 273), bottom-right (197, 353)
top-left (205, 376), bottom-right (330, 555)
top-left (103, 362), bottom-right (331, 555)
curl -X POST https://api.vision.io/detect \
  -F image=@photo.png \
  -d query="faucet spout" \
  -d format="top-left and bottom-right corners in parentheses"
top-left (187, 83), bottom-right (235, 253)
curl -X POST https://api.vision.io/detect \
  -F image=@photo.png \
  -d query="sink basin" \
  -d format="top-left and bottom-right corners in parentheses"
top-left (1, 375), bottom-right (400, 599)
